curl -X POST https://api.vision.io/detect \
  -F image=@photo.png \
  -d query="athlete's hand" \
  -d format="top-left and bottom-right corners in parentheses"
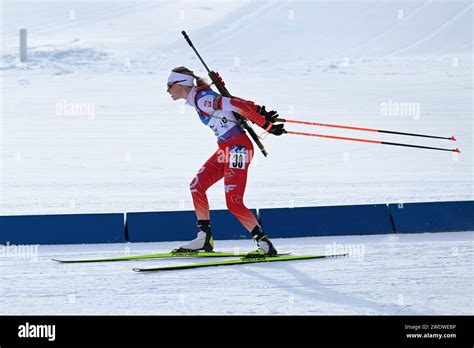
top-left (257, 105), bottom-right (279, 123)
top-left (262, 121), bottom-right (286, 136)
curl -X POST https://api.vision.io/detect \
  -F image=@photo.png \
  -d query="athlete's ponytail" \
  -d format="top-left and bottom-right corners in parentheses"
top-left (171, 66), bottom-right (211, 88)
top-left (195, 75), bottom-right (210, 88)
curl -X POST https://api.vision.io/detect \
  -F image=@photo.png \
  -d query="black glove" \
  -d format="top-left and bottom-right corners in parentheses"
top-left (262, 121), bottom-right (286, 136)
top-left (257, 105), bottom-right (279, 123)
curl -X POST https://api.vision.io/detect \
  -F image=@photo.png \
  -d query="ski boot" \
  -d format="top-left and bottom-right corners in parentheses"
top-left (175, 220), bottom-right (214, 252)
top-left (246, 225), bottom-right (277, 257)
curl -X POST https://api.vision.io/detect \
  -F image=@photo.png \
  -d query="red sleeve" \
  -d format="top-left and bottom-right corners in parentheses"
top-left (225, 97), bottom-right (266, 127)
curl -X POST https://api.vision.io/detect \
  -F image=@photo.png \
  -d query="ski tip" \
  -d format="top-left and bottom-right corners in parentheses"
top-left (450, 135), bottom-right (456, 141)
top-left (132, 268), bottom-right (143, 272)
top-left (51, 259), bottom-right (64, 263)
top-left (453, 148), bottom-right (461, 153)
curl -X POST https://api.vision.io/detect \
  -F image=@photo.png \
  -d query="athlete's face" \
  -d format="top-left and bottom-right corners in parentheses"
top-left (167, 83), bottom-right (189, 101)
top-left (167, 82), bottom-right (179, 100)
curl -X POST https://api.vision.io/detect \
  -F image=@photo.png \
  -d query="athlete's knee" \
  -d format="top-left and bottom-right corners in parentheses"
top-left (189, 167), bottom-right (206, 193)
top-left (189, 176), bottom-right (199, 193)
top-left (225, 194), bottom-right (246, 214)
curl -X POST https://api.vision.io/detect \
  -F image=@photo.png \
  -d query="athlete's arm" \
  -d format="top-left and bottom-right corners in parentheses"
top-left (196, 92), bottom-right (285, 135)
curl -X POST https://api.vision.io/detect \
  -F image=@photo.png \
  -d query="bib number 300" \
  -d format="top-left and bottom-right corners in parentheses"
top-left (229, 146), bottom-right (247, 170)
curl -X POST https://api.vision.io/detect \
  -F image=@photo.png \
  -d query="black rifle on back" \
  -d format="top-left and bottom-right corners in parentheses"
top-left (181, 30), bottom-right (268, 157)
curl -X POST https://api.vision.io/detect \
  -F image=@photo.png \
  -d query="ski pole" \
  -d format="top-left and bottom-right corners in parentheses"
top-left (276, 118), bottom-right (456, 141)
top-left (285, 130), bottom-right (461, 153)
top-left (182, 31), bottom-right (268, 157)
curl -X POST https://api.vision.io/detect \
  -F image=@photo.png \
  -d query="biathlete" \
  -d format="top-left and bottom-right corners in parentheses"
top-left (167, 66), bottom-right (285, 256)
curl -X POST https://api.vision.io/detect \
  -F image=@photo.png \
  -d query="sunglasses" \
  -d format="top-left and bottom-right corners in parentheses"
top-left (167, 79), bottom-right (186, 89)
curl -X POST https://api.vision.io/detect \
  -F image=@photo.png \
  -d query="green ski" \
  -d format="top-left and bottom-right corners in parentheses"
top-left (52, 250), bottom-right (257, 263)
top-left (132, 253), bottom-right (348, 272)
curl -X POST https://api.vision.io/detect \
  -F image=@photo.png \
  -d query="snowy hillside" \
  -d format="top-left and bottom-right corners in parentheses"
top-left (0, 0), bottom-right (472, 215)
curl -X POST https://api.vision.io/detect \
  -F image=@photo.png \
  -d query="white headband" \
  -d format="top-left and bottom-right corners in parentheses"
top-left (167, 71), bottom-right (194, 87)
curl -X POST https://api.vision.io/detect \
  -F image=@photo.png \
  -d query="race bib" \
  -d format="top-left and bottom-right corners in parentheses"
top-left (229, 145), bottom-right (247, 170)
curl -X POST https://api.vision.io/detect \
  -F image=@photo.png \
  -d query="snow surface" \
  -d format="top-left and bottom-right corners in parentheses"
top-left (0, 232), bottom-right (472, 315)
top-left (0, 0), bottom-right (473, 315)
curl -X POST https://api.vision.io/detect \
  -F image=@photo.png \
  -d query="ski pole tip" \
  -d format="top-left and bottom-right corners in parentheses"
top-left (450, 135), bottom-right (456, 141)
